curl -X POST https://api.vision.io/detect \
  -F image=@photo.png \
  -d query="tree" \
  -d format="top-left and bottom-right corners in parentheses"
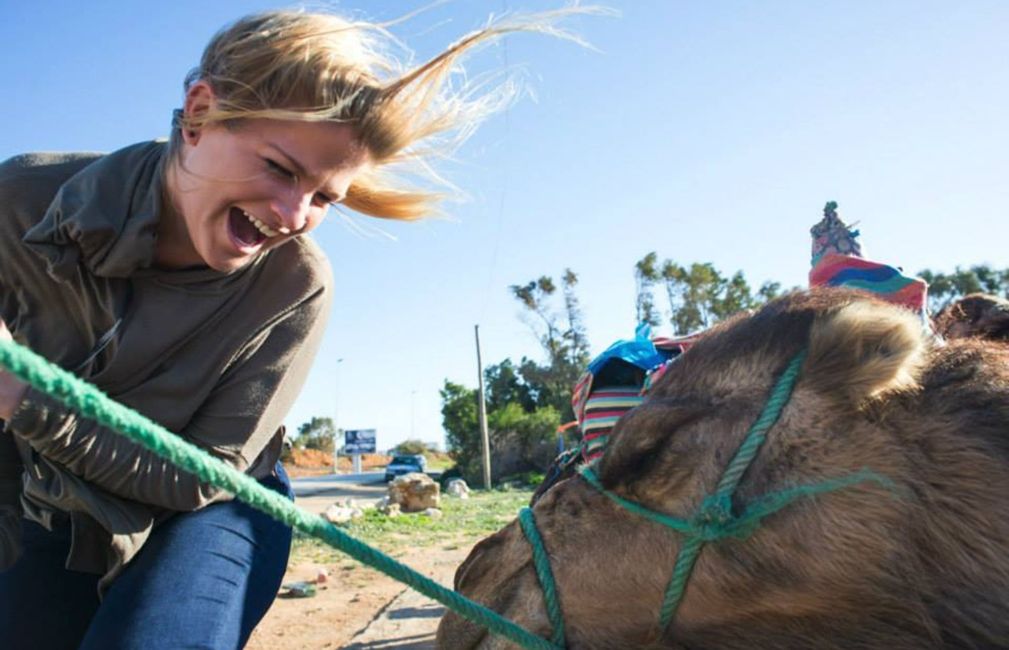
top-left (393, 439), bottom-right (428, 456)
top-left (295, 416), bottom-right (337, 454)
top-left (509, 269), bottom-right (591, 420)
top-left (510, 276), bottom-right (563, 362)
top-left (651, 259), bottom-right (780, 334)
top-left (484, 359), bottom-right (535, 413)
top-left (440, 376), bottom-right (562, 485)
top-left (488, 402), bottom-right (562, 477)
top-left (634, 252), bottom-right (661, 327)
top-left (919, 265), bottom-right (1009, 314)
top-left (440, 381), bottom-right (481, 480)
top-left (562, 269), bottom-right (590, 365)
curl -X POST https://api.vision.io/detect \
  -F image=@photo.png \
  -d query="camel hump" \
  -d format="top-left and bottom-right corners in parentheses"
top-left (806, 300), bottom-right (927, 404)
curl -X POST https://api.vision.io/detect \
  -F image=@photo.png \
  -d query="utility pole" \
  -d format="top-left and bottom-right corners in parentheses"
top-left (474, 325), bottom-right (492, 490)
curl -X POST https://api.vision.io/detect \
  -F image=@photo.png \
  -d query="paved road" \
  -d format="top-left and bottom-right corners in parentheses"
top-left (291, 471), bottom-right (442, 515)
top-left (292, 471), bottom-right (387, 514)
top-left (292, 471), bottom-right (386, 497)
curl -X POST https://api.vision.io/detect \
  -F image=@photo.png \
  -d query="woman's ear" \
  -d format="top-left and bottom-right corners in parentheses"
top-left (181, 81), bottom-right (216, 145)
top-left (804, 300), bottom-right (927, 405)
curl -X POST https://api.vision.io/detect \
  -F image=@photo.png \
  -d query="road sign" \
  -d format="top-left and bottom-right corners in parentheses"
top-left (344, 429), bottom-right (377, 454)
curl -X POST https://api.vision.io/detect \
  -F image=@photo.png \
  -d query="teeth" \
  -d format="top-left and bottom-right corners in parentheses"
top-left (241, 210), bottom-right (280, 238)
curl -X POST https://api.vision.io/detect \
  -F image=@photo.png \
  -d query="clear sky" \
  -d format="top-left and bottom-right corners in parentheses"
top-left (4, 1), bottom-right (1008, 452)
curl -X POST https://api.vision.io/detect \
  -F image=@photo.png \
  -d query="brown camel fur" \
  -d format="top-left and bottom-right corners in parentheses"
top-left (437, 289), bottom-right (1009, 649)
top-left (936, 293), bottom-right (1009, 343)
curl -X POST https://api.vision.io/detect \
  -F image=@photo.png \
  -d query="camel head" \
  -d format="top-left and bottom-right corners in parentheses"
top-left (935, 292), bottom-right (1009, 342)
top-left (438, 289), bottom-right (1009, 649)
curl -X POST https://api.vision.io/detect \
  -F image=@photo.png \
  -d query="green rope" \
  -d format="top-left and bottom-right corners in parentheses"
top-left (714, 351), bottom-right (807, 498)
top-left (580, 465), bottom-right (897, 632)
top-left (659, 536), bottom-right (703, 629)
top-left (575, 350), bottom-right (898, 635)
top-left (519, 507), bottom-right (566, 648)
top-left (0, 339), bottom-right (562, 650)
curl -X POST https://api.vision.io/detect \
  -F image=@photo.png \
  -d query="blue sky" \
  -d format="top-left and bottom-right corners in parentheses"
top-left (4, 1), bottom-right (1008, 451)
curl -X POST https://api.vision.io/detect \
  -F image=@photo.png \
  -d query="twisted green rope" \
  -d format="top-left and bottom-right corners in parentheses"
top-left (0, 340), bottom-right (561, 650)
top-left (519, 507), bottom-right (566, 648)
top-left (573, 351), bottom-right (897, 633)
top-left (714, 351), bottom-right (807, 498)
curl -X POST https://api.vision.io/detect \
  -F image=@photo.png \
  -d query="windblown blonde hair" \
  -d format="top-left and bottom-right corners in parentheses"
top-left (170, 6), bottom-right (607, 220)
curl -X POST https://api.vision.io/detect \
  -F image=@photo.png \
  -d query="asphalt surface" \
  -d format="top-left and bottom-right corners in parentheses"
top-left (292, 471), bottom-right (387, 497)
top-left (291, 471), bottom-right (443, 515)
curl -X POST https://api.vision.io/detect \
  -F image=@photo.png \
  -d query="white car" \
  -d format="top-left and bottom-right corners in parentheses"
top-left (384, 454), bottom-right (427, 482)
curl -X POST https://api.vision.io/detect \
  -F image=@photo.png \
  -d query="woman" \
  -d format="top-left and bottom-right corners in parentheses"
top-left (0, 9), bottom-right (580, 649)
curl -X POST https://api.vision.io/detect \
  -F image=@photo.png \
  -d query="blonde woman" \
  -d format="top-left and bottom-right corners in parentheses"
top-left (0, 9), bottom-right (589, 649)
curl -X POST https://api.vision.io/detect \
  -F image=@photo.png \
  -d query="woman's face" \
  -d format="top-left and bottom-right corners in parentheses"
top-left (162, 93), bottom-right (372, 272)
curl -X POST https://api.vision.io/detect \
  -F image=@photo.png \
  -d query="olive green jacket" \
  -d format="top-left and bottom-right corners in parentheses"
top-left (0, 141), bottom-right (332, 590)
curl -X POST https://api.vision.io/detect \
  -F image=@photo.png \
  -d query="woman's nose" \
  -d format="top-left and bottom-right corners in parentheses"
top-left (270, 192), bottom-right (313, 233)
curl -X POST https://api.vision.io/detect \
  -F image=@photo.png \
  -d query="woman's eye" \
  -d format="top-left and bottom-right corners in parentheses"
top-left (313, 193), bottom-right (336, 207)
top-left (265, 159), bottom-right (295, 179)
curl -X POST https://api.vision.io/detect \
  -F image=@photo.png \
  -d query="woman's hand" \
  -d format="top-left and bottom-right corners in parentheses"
top-left (0, 319), bottom-right (27, 421)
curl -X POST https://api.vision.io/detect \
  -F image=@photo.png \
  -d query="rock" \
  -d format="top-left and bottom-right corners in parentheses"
top-left (279, 581), bottom-right (317, 598)
top-left (323, 504), bottom-right (364, 524)
top-left (446, 478), bottom-right (471, 499)
top-left (423, 507), bottom-right (443, 519)
top-left (384, 503), bottom-right (401, 518)
top-left (387, 472), bottom-right (440, 513)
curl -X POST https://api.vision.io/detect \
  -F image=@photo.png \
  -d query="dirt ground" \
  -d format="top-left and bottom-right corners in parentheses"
top-left (249, 458), bottom-right (470, 649)
top-left (284, 450), bottom-right (391, 478)
top-left (247, 543), bottom-right (469, 650)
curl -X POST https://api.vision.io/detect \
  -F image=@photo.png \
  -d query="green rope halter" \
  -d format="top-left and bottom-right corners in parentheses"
top-left (520, 350), bottom-right (899, 642)
top-left (519, 507), bottom-right (566, 647)
top-left (0, 339), bottom-right (563, 650)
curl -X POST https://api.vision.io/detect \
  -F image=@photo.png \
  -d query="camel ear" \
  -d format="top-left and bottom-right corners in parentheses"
top-left (805, 301), bottom-right (926, 403)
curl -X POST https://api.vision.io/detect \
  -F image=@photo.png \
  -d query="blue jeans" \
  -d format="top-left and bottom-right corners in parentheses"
top-left (0, 463), bottom-right (294, 650)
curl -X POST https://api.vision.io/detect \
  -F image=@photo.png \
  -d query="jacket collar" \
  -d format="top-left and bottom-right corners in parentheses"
top-left (23, 140), bottom-right (166, 281)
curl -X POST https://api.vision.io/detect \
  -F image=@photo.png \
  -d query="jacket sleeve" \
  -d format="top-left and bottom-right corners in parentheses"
top-left (6, 284), bottom-right (331, 511)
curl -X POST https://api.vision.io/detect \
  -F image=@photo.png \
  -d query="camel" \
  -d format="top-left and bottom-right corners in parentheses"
top-left (438, 288), bottom-right (1009, 649)
top-left (936, 293), bottom-right (1009, 343)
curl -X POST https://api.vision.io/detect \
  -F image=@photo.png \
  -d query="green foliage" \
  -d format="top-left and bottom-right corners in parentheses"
top-left (498, 471), bottom-right (547, 488)
top-left (290, 488), bottom-right (535, 562)
top-left (507, 270), bottom-right (590, 421)
top-left (440, 377), bottom-right (562, 486)
top-left (509, 270), bottom-right (590, 415)
top-left (443, 258), bottom-right (785, 489)
top-left (635, 252), bottom-right (662, 327)
top-left (918, 265), bottom-right (1009, 314)
top-left (489, 403), bottom-right (559, 451)
top-left (440, 381), bottom-right (481, 481)
top-left (393, 439), bottom-right (429, 456)
top-left (489, 402), bottom-right (561, 474)
top-left (484, 359), bottom-right (535, 413)
top-left (295, 416), bottom-right (337, 454)
top-left (635, 254), bottom-right (781, 335)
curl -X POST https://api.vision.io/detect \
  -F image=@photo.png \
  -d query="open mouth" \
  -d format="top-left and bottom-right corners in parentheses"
top-left (227, 207), bottom-right (276, 252)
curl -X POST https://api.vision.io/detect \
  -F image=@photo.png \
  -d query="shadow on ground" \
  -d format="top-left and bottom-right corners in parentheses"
top-left (343, 631), bottom-right (437, 649)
